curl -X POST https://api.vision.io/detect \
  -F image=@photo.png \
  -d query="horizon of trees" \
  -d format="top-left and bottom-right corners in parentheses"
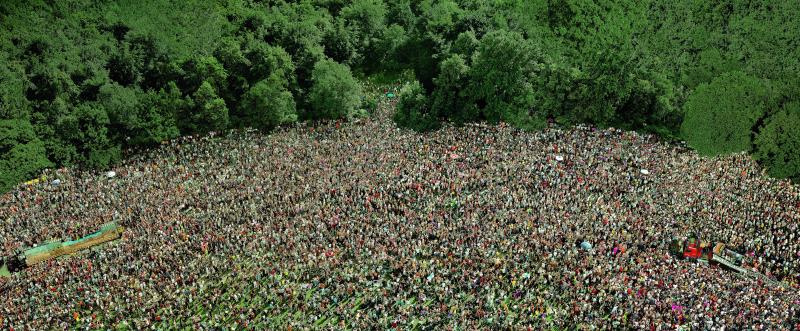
top-left (1, 0), bottom-right (799, 192)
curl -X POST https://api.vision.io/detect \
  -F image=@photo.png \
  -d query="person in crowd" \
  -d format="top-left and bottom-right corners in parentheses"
top-left (1, 86), bottom-right (799, 329)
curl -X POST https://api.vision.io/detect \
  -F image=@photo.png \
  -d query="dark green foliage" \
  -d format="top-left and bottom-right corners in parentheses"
top-left (0, 119), bottom-right (53, 192)
top-left (467, 30), bottom-right (540, 124)
top-left (185, 81), bottom-right (230, 134)
top-left (394, 81), bottom-right (439, 132)
top-left (753, 103), bottom-right (800, 182)
top-left (386, 0), bottom-right (416, 32)
top-left (430, 54), bottom-right (472, 123)
top-left (613, 69), bottom-right (681, 138)
top-left (681, 71), bottom-right (770, 156)
top-left (373, 24), bottom-right (408, 71)
top-left (324, 19), bottom-right (358, 66)
top-left (309, 59), bottom-right (362, 120)
top-left (100, 83), bottom-right (180, 146)
top-left (0, 56), bottom-right (30, 119)
top-left (340, 0), bottom-right (387, 48)
top-left (394, 36), bottom-right (439, 92)
top-left (245, 43), bottom-right (295, 83)
top-left (180, 56), bottom-right (228, 95)
top-left (26, 63), bottom-right (78, 103)
top-left (55, 103), bottom-right (121, 168)
top-left (419, 0), bottom-right (463, 42)
top-left (0, 0), bottom-right (799, 190)
top-left (450, 31), bottom-right (479, 59)
top-left (239, 75), bottom-right (298, 130)
top-left (339, 0), bottom-right (388, 68)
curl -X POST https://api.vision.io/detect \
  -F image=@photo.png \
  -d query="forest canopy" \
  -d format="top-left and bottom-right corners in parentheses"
top-left (1, 0), bottom-right (799, 191)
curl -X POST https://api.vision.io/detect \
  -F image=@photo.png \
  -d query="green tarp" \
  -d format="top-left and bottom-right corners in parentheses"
top-left (0, 261), bottom-right (9, 277)
top-left (22, 221), bottom-right (121, 265)
top-left (23, 242), bottom-right (62, 259)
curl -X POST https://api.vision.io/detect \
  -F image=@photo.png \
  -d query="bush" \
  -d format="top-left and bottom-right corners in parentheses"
top-left (753, 102), bottom-right (800, 182)
top-left (309, 59), bottom-right (362, 120)
top-left (680, 71), bottom-right (771, 156)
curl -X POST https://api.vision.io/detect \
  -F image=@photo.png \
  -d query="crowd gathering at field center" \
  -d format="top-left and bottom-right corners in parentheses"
top-left (1, 85), bottom-right (799, 329)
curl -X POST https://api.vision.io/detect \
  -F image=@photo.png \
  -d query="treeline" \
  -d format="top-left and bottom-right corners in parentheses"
top-left (1, 0), bottom-right (799, 192)
top-left (391, 0), bottom-right (800, 183)
top-left (0, 0), bottom-right (374, 191)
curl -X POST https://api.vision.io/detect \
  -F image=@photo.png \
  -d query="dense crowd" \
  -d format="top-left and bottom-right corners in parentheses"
top-left (1, 89), bottom-right (799, 329)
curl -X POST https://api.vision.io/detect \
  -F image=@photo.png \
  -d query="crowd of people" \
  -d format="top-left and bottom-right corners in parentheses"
top-left (1, 86), bottom-right (799, 329)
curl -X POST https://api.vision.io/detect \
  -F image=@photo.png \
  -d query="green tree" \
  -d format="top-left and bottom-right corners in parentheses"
top-left (180, 56), bottom-right (228, 95)
top-left (26, 62), bottom-right (78, 103)
top-left (386, 0), bottom-right (416, 32)
top-left (213, 37), bottom-right (250, 112)
top-left (100, 83), bottom-right (180, 146)
top-left (682, 48), bottom-right (740, 89)
top-left (753, 103), bottom-right (800, 182)
top-left (680, 71), bottom-right (771, 156)
top-left (419, 0), bottom-right (462, 42)
top-left (323, 19), bottom-right (358, 65)
top-left (340, 0), bottom-right (387, 67)
top-left (55, 103), bottom-right (121, 168)
top-left (394, 35), bottom-right (439, 92)
top-left (467, 30), bottom-right (541, 124)
top-left (261, 1), bottom-right (330, 92)
top-left (394, 81), bottom-right (439, 132)
top-left (107, 44), bottom-right (140, 87)
top-left (239, 75), bottom-right (298, 130)
top-left (0, 54), bottom-right (31, 119)
top-left (0, 119), bottom-right (53, 192)
top-left (451, 30), bottom-right (479, 59)
top-left (185, 81), bottom-right (230, 134)
top-left (373, 24), bottom-right (408, 71)
top-left (430, 54), bottom-right (473, 123)
top-left (308, 59), bottom-right (362, 120)
top-left (614, 67), bottom-right (681, 138)
top-left (245, 42), bottom-right (295, 83)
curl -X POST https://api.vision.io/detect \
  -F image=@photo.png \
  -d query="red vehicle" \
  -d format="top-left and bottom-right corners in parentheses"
top-left (683, 237), bottom-right (703, 259)
top-left (670, 236), bottom-right (714, 261)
